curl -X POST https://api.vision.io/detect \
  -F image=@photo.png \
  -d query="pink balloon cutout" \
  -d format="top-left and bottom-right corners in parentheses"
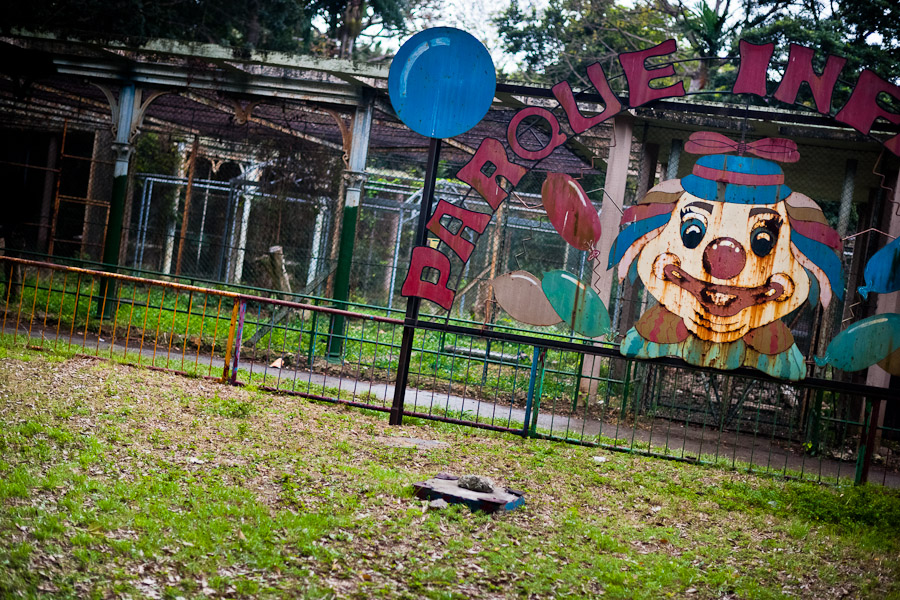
top-left (541, 173), bottom-right (602, 252)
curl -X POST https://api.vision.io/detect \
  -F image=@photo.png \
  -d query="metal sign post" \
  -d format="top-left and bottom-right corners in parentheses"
top-left (390, 137), bottom-right (441, 425)
top-left (386, 27), bottom-right (497, 425)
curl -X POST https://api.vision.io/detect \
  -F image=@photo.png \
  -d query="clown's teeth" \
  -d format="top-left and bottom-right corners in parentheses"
top-left (707, 291), bottom-right (735, 306)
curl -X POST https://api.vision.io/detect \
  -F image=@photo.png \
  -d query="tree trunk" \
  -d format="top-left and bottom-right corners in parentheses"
top-left (338, 0), bottom-right (363, 59)
top-left (246, 0), bottom-right (261, 47)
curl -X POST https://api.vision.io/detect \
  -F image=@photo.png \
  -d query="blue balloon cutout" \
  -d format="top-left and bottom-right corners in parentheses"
top-left (858, 234), bottom-right (900, 299)
top-left (388, 28), bottom-right (496, 139)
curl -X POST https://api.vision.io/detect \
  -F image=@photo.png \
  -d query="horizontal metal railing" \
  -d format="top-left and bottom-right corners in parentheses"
top-left (1, 255), bottom-right (896, 487)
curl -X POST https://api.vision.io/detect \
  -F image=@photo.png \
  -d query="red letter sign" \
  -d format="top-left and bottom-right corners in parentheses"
top-left (552, 62), bottom-right (622, 134)
top-left (457, 138), bottom-right (528, 210)
top-left (835, 70), bottom-right (900, 156)
top-left (733, 40), bottom-right (774, 97)
top-left (400, 246), bottom-right (455, 310)
top-left (774, 44), bottom-right (846, 114)
top-left (507, 107), bottom-right (568, 161)
top-left (618, 39), bottom-right (685, 107)
top-left (426, 200), bottom-right (492, 262)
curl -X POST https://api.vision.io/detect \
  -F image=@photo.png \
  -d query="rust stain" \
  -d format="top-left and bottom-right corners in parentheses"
top-left (633, 196), bottom-right (812, 344)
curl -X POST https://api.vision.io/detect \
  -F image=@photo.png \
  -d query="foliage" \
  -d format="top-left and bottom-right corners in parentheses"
top-left (494, 0), bottom-right (672, 86)
top-left (495, 0), bottom-right (900, 98)
top-left (4, 0), bottom-right (426, 59)
top-left (132, 133), bottom-right (181, 177)
top-left (312, 0), bottom-right (408, 58)
top-left (739, 0), bottom-right (900, 105)
top-left (5, 0), bottom-right (313, 52)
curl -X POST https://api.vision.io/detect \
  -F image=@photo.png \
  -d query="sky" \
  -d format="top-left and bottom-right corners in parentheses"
top-left (432, 0), bottom-right (515, 68)
top-left (364, 0), bottom-right (541, 73)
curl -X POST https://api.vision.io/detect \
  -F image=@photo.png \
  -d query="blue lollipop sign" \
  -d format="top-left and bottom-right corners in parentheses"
top-left (388, 27), bottom-right (496, 139)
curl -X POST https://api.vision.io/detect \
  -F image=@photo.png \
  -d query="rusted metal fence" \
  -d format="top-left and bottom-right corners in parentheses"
top-left (2, 255), bottom-right (897, 487)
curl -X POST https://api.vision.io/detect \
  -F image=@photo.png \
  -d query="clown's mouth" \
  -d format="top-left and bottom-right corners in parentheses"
top-left (660, 261), bottom-right (793, 318)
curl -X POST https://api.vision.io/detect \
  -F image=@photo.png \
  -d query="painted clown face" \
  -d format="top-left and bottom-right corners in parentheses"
top-left (609, 134), bottom-right (843, 379)
top-left (636, 193), bottom-right (810, 343)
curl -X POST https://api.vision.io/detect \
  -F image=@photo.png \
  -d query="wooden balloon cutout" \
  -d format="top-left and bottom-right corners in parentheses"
top-left (815, 313), bottom-right (900, 372)
top-left (858, 234), bottom-right (900, 299)
top-left (492, 271), bottom-right (562, 326)
top-left (541, 270), bottom-right (610, 338)
top-left (541, 173), bottom-right (602, 251)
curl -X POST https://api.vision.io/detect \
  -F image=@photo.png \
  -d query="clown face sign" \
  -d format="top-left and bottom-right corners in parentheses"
top-left (609, 132), bottom-right (844, 380)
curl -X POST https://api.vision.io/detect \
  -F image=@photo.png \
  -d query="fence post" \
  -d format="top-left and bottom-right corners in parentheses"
top-left (533, 350), bottom-right (546, 435)
top-left (806, 389), bottom-right (824, 455)
top-left (523, 346), bottom-right (541, 437)
top-left (855, 396), bottom-right (881, 485)
top-left (307, 299), bottom-right (319, 365)
top-left (620, 360), bottom-right (633, 421)
top-left (230, 300), bottom-right (247, 385)
top-left (221, 299), bottom-right (238, 381)
top-left (221, 299), bottom-right (246, 384)
top-left (523, 346), bottom-right (546, 437)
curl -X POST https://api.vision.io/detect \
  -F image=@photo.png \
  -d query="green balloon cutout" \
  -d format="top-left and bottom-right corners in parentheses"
top-left (541, 270), bottom-right (610, 338)
top-left (815, 313), bottom-right (900, 372)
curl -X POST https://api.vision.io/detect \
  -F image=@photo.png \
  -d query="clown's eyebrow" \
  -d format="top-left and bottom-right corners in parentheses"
top-left (749, 208), bottom-right (780, 218)
top-left (683, 201), bottom-right (713, 214)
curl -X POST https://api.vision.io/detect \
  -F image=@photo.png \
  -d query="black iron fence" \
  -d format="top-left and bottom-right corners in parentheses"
top-left (2, 256), bottom-right (897, 487)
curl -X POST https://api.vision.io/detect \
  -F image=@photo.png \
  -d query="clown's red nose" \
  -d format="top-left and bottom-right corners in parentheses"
top-left (702, 238), bottom-right (746, 280)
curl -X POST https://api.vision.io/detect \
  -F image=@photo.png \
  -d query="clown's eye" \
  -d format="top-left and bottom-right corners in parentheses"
top-left (750, 224), bottom-right (779, 257)
top-left (680, 218), bottom-right (706, 249)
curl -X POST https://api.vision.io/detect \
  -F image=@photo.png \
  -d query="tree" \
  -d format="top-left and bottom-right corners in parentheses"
top-left (494, 0), bottom-right (672, 85)
top-left (495, 0), bottom-right (900, 95)
top-left (5, 0), bottom-right (312, 52)
top-left (4, 0), bottom-right (429, 59)
top-left (312, 0), bottom-right (411, 59)
top-left (652, 0), bottom-right (797, 90)
top-left (739, 0), bottom-right (900, 86)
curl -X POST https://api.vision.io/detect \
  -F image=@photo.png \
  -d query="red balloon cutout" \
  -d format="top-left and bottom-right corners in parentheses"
top-left (541, 173), bottom-right (602, 252)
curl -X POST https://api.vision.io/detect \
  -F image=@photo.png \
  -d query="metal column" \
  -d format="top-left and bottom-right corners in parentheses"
top-left (327, 91), bottom-right (375, 360)
top-left (102, 83), bottom-right (136, 270)
top-left (98, 84), bottom-right (137, 317)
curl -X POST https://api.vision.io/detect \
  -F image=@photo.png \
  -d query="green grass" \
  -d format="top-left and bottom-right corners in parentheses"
top-left (1, 350), bottom-right (899, 599)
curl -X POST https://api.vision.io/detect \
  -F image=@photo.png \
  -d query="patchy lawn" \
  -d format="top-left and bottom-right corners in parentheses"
top-left (1, 347), bottom-right (898, 599)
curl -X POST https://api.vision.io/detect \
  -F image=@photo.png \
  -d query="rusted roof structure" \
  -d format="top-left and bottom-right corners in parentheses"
top-left (0, 32), bottom-right (610, 175)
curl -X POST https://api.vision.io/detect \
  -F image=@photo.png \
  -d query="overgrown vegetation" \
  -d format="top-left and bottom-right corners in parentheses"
top-left (1, 348), bottom-right (899, 599)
